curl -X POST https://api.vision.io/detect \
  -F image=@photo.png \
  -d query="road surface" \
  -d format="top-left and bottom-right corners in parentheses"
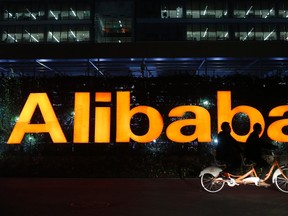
top-left (0, 178), bottom-right (287, 216)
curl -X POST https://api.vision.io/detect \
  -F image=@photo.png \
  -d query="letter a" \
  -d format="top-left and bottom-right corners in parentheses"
top-left (7, 93), bottom-right (67, 144)
top-left (267, 105), bottom-right (288, 142)
top-left (166, 105), bottom-right (211, 142)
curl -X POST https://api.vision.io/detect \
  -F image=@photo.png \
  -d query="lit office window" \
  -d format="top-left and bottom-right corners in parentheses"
top-left (2, 30), bottom-right (18, 43)
top-left (161, 2), bottom-right (183, 18)
top-left (234, 1), bottom-right (276, 18)
top-left (216, 25), bottom-right (229, 40)
top-left (201, 26), bottom-right (216, 40)
top-left (61, 3), bottom-right (79, 20)
top-left (47, 27), bottom-right (61, 43)
top-left (48, 2), bottom-right (90, 20)
top-left (234, 2), bottom-right (254, 18)
top-left (254, 25), bottom-right (263, 40)
top-left (3, 9), bottom-right (15, 20)
top-left (3, 3), bottom-right (45, 20)
top-left (187, 25), bottom-right (200, 40)
top-left (186, 1), bottom-right (227, 18)
top-left (23, 27), bottom-right (44, 42)
top-left (236, 24), bottom-right (276, 41)
top-left (236, 25), bottom-right (255, 40)
top-left (76, 26), bottom-right (90, 42)
top-left (96, 16), bottom-right (131, 43)
top-left (95, 1), bottom-right (133, 43)
top-left (102, 17), bottom-right (131, 35)
top-left (187, 24), bottom-right (228, 41)
top-left (60, 26), bottom-right (69, 42)
top-left (2, 26), bottom-right (21, 43)
top-left (259, 1), bottom-right (275, 18)
top-left (48, 4), bottom-right (61, 20)
top-left (47, 26), bottom-right (90, 43)
top-left (263, 26), bottom-right (276, 40)
top-left (280, 26), bottom-right (288, 40)
top-left (186, 1), bottom-right (200, 18)
top-left (278, 2), bottom-right (288, 18)
top-left (76, 4), bottom-right (90, 20)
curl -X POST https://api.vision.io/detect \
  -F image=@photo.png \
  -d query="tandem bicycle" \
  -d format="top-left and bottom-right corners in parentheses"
top-left (199, 153), bottom-right (288, 193)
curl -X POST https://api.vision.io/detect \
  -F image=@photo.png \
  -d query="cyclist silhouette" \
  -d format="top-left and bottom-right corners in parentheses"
top-left (216, 122), bottom-right (242, 173)
top-left (245, 123), bottom-right (277, 176)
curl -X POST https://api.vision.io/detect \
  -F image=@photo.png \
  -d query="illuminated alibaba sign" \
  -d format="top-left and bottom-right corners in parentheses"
top-left (7, 91), bottom-right (288, 144)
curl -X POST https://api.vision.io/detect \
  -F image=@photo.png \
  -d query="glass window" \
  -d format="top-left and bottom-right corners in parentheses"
top-left (96, 16), bottom-right (131, 43)
top-left (234, 1), bottom-right (276, 18)
top-left (216, 25), bottom-right (229, 40)
top-left (216, 1), bottom-right (228, 18)
top-left (48, 2), bottom-right (90, 20)
top-left (235, 25), bottom-right (255, 41)
top-left (235, 24), bottom-right (276, 41)
top-left (187, 25), bottom-right (200, 40)
top-left (48, 4), bottom-right (61, 20)
top-left (62, 3), bottom-right (80, 20)
top-left (75, 26), bottom-right (90, 42)
top-left (201, 26), bottom-right (216, 40)
top-left (23, 26), bottom-right (44, 42)
top-left (186, 1), bottom-right (200, 18)
top-left (95, 1), bottom-right (133, 43)
top-left (161, 1), bottom-right (183, 18)
top-left (2, 26), bottom-right (21, 43)
top-left (187, 24), bottom-right (228, 41)
top-left (186, 1), bottom-right (227, 19)
top-left (263, 25), bottom-right (276, 40)
top-left (3, 8), bottom-right (17, 20)
top-left (47, 25), bottom-right (90, 43)
top-left (2, 26), bottom-right (45, 43)
top-left (278, 1), bottom-right (288, 18)
top-left (280, 26), bottom-right (288, 40)
top-left (11, 4), bottom-right (44, 21)
top-left (102, 17), bottom-right (131, 35)
top-left (200, 2), bottom-right (216, 18)
top-left (76, 3), bottom-right (90, 20)
top-left (2, 29), bottom-right (18, 43)
top-left (234, 2), bottom-right (253, 18)
top-left (47, 27), bottom-right (61, 43)
top-left (254, 25), bottom-right (262, 40)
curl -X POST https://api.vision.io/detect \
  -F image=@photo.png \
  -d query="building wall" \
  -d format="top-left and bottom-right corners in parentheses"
top-left (1, 0), bottom-right (288, 43)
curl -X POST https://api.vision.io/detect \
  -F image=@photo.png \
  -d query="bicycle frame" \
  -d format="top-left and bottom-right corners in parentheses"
top-left (228, 160), bottom-right (288, 185)
top-left (199, 158), bottom-right (288, 193)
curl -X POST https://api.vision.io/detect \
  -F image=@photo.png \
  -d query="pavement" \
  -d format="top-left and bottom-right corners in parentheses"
top-left (0, 178), bottom-right (288, 216)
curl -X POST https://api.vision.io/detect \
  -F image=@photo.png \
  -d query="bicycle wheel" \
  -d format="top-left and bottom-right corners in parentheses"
top-left (200, 173), bottom-right (225, 193)
top-left (275, 167), bottom-right (288, 193)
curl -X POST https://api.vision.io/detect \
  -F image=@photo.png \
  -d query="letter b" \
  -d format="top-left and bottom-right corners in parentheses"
top-left (116, 91), bottom-right (163, 143)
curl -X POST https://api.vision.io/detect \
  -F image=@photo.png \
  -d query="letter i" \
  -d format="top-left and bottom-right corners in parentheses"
top-left (95, 92), bottom-right (111, 143)
top-left (73, 93), bottom-right (90, 143)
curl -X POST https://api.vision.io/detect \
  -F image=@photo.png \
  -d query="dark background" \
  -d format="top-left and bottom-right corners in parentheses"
top-left (0, 74), bottom-right (287, 178)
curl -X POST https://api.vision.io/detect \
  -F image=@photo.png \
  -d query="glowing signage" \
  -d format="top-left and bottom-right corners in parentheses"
top-left (6, 91), bottom-right (288, 144)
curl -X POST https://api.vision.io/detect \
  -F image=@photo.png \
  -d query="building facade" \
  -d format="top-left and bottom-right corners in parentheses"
top-left (1, 0), bottom-right (288, 43)
top-left (0, 0), bottom-right (288, 77)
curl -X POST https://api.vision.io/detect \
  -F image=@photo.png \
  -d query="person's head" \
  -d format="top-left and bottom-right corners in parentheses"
top-left (253, 123), bottom-right (262, 134)
top-left (221, 122), bottom-right (231, 133)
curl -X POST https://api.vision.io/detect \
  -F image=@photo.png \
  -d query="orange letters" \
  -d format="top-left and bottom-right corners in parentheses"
top-left (7, 93), bottom-right (67, 144)
top-left (7, 91), bottom-right (288, 144)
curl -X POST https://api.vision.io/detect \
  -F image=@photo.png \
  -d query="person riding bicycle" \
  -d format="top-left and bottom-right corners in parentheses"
top-left (245, 123), bottom-right (277, 178)
top-left (216, 122), bottom-right (243, 174)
